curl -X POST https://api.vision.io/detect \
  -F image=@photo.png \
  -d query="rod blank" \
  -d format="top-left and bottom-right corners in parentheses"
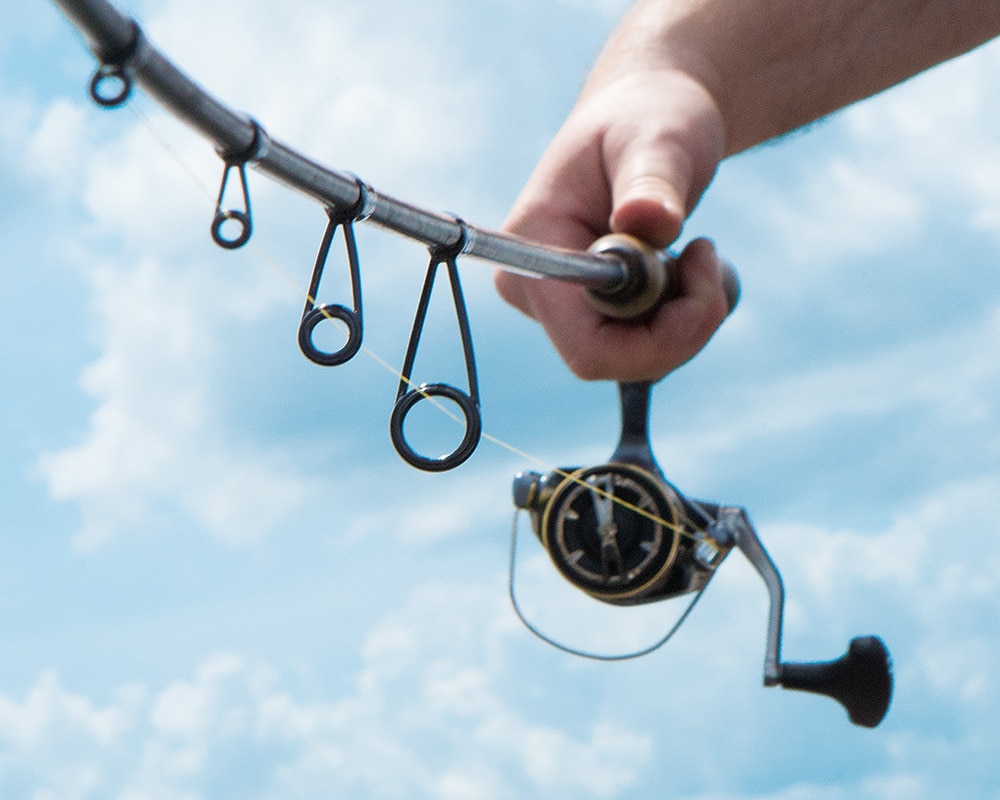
top-left (54, 0), bottom-right (629, 292)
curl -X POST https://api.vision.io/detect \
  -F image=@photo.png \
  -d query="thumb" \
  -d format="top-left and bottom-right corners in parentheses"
top-left (602, 75), bottom-right (726, 247)
top-left (610, 166), bottom-right (689, 249)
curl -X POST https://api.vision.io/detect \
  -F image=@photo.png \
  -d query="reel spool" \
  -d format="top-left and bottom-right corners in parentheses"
top-left (512, 381), bottom-right (893, 728)
top-left (513, 462), bottom-right (727, 607)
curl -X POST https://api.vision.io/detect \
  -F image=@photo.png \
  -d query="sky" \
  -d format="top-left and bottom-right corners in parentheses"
top-left (2, 0), bottom-right (1000, 798)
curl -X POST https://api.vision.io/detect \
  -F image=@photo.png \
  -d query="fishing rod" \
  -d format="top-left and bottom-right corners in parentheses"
top-left (52, 0), bottom-right (893, 727)
top-left (56, 0), bottom-right (672, 295)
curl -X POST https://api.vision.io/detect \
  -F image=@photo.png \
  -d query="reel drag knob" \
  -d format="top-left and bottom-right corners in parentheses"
top-left (779, 636), bottom-right (893, 728)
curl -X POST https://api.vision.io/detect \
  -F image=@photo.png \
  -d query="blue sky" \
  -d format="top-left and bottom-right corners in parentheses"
top-left (3, 0), bottom-right (1000, 797)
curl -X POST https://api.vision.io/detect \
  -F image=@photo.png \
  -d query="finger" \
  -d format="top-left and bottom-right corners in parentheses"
top-left (493, 269), bottom-right (537, 320)
top-left (608, 153), bottom-right (689, 248)
top-left (603, 75), bottom-right (725, 247)
top-left (644, 237), bottom-right (731, 366)
top-left (496, 130), bottom-right (611, 323)
top-left (497, 238), bottom-right (731, 381)
top-left (501, 125), bottom-right (611, 251)
top-left (562, 238), bottom-right (730, 381)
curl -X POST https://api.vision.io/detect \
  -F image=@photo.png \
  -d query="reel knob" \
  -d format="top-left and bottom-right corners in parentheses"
top-left (779, 636), bottom-right (893, 728)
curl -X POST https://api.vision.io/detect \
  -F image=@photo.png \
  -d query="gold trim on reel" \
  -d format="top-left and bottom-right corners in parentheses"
top-left (517, 462), bottom-right (730, 606)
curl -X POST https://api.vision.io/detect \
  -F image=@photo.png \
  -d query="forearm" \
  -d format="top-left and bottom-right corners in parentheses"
top-left (590, 0), bottom-right (1000, 155)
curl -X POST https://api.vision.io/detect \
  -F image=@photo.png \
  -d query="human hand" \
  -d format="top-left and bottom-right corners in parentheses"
top-left (496, 68), bottom-right (732, 382)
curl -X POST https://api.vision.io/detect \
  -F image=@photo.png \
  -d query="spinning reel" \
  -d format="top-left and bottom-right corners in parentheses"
top-left (512, 380), bottom-right (893, 728)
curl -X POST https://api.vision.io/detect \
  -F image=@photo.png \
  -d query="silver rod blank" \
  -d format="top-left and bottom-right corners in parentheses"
top-left (54, 0), bottom-right (628, 291)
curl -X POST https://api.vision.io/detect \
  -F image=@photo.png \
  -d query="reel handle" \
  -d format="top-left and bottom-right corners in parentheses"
top-left (779, 636), bottom-right (893, 728)
top-left (586, 233), bottom-right (740, 319)
top-left (721, 507), bottom-right (893, 728)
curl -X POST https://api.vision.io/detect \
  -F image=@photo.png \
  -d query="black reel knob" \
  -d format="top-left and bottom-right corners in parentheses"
top-left (779, 636), bottom-right (893, 728)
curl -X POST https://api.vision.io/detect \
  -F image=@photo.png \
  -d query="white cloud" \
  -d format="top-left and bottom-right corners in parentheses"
top-left (657, 304), bottom-right (1000, 479)
top-left (137, 0), bottom-right (488, 193)
top-left (710, 37), bottom-right (1000, 303)
top-left (747, 157), bottom-right (923, 276)
top-left (675, 781), bottom-right (927, 800)
top-left (764, 471), bottom-right (1000, 722)
top-left (0, 672), bottom-right (146, 800)
top-left (6, 484), bottom-right (1000, 799)
top-left (25, 0), bottom-right (512, 550)
top-left (0, 671), bottom-right (143, 752)
top-left (842, 39), bottom-right (1000, 228)
top-left (36, 255), bottom-right (324, 550)
top-left (23, 98), bottom-right (91, 198)
top-left (10, 4), bottom-right (1000, 800)
top-left (0, 583), bottom-right (651, 800)
top-left (346, 469), bottom-right (513, 545)
top-left (511, 721), bottom-right (650, 797)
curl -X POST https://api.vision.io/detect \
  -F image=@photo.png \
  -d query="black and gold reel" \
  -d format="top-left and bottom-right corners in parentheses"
top-left (511, 381), bottom-right (893, 729)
